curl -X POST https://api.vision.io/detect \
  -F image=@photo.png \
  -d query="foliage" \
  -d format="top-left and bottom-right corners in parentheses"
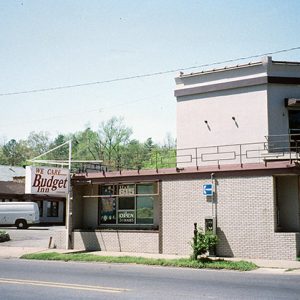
top-left (0, 230), bottom-right (10, 243)
top-left (26, 131), bottom-right (51, 157)
top-left (21, 252), bottom-right (257, 271)
top-left (0, 139), bottom-right (30, 166)
top-left (0, 117), bottom-right (176, 171)
top-left (73, 127), bottom-right (99, 161)
top-left (191, 227), bottom-right (218, 260)
top-left (98, 117), bottom-right (132, 165)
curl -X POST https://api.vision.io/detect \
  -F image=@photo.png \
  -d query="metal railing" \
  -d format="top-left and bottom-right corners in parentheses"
top-left (73, 134), bottom-right (300, 173)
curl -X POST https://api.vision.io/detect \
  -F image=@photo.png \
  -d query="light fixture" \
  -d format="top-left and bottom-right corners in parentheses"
top-left (232, 116), bottom-right (239, 128)
top-left (204, 120), bottom-right (211, 131)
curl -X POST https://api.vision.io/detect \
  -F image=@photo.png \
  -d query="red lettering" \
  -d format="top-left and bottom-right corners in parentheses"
top-left (32, 174), bottom-right (42, 187)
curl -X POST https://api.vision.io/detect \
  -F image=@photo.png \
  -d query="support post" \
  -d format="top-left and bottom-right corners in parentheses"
top-left (66, 140), bottom-right (72, 250)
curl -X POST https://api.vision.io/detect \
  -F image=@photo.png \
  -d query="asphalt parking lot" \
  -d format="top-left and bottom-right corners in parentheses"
top-left (0, 226), bottom-right (65, 248)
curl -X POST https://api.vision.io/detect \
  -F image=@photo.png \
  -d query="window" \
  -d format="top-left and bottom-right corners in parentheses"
top-left (118, 197), bottom-right (135, 210)
top-left (47, 201), bottom-right (59, 217)
top-left (36, 200), bottom-right (43, 217)
top-left (136, 196), bottom-right (154, 224)
top-left (99, 183), bottom-right (157, 226)
top-left (99, 185), bottom-right (116, 224)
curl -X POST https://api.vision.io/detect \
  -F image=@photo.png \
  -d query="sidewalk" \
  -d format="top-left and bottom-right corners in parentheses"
top-left (1, 245), bottom-right (300, 274)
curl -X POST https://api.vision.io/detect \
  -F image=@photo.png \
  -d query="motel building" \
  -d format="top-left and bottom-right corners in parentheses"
top-left (0, 165), bottom-right (65, 225)
top-left (53, 56), bottom-right (300, 260)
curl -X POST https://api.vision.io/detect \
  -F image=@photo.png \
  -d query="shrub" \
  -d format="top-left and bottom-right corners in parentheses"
top-left (191, 227), bottom-right (218, 260)
top-left (0, 230), bottom-right (10, 243)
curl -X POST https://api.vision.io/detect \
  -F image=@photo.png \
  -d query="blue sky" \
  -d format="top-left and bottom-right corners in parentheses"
top-left (0, 0), bottom-right (300, 144)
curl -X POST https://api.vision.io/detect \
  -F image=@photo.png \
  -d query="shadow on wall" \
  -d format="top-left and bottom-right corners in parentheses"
top-left (80, 230), bottom-right (101, 251)
top-left (297, 233), bottom-right (300, 258)
top-left (216, 228), bottom-right (234, 257)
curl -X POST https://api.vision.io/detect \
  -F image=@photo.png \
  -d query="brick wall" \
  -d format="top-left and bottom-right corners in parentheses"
top-left (68, 173), bottom-right (299, 260)
top-left (161, 175), bottom-right (299, 260)
top-left (73, 230), bottom-right (159, 253)
top-left (52, 230), bottom-right (66, 249)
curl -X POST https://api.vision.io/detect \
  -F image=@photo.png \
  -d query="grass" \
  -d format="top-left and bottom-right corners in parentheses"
top-left (21, 252), bottom-right (257, 271)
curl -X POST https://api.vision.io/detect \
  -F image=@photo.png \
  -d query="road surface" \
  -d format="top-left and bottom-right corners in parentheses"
top-left (0, 258), bottom-right (300, 299)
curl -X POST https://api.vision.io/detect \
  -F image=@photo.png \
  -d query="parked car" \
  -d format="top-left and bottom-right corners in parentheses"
top-left (0, 202), bottom-right (40, 229)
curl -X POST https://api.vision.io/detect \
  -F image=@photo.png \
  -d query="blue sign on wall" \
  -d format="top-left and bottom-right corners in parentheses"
top-left (203, 183), bottom-right (214, 196)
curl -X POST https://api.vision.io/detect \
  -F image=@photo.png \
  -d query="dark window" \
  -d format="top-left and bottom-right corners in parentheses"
top-left (36, 200), bottom-right (43, 217)
top-left (289, 110), bottom-right (300, 150)
top-left (118, 197), bottom-right (135, 210)
top-left (47, 201), bottom-right (59, 217)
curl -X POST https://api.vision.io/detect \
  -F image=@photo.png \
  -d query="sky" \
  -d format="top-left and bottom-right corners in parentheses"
top-left (1, 0), bottom-right (300, 145)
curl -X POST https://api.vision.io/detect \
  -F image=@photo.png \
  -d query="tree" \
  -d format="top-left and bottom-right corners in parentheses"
top-left (98, 117), bottom-right (132, 169)
top-left (121, 139), bottom-right (145, 169)
top-left (73, 127), bottom-right (100, 161)
top-left (47, 134), bottom-right (71, 161)
top-left (162, 132), bottom-right (176, 150)
top-left (1, 139), bottom-right (29, 166)
top-left (26, 131), bottom-right (50, 157)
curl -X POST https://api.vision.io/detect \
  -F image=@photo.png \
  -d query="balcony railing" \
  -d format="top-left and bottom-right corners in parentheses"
top-left (72, 134), bottom-right (300, 173)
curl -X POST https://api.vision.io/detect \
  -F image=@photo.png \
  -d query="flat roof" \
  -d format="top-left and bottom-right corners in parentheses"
top-left (177, 57), bottom-right (300, 79)
top-left (72, 161), bottom-right (300, 184)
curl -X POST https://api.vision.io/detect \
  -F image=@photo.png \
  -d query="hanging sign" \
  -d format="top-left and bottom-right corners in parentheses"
top-left (25, 166), bottom-right (69, 197)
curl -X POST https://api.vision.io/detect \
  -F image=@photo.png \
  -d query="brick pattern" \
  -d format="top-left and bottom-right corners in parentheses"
top-left (73, 230), bottom-right (159, 253)
top-left (53, 230), bottom-right (66, 249)
top-left (162, 175), bottom-right (299, 260)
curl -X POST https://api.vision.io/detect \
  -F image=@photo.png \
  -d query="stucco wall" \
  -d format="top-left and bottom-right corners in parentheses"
top-left (83, 185), bottom-right (99, 229)
top-left (268, 84), bottom-right (300, 137)
top-left (176, 86), bottom-right (269, 168)
top-left (177, 85), bottom-right (268, 150)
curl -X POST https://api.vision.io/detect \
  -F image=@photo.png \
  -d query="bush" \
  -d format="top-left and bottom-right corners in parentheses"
top-left (0, 230), bottom-right (10, 243)
top-left (191, 227), bottom-right (218, 260)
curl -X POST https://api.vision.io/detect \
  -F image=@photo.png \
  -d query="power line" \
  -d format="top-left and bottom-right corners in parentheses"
top-left (1, 46), bottom-right (300, 97)
top-left (0, 94), bottom-right (164, 129)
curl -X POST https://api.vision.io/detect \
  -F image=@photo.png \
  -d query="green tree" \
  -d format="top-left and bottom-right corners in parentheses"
top-left (47, 134), bottom-right (71, 161)
top-left (120, 139), bottom-right (146, 169)
top-left (1, 139), bottom-right (29, 166)
top-left (73, 127), bottom-right (100, 161)
top-left (26, 131), bottom-right (50, 158)
top-left (98, 117), bottom-right (132, 169)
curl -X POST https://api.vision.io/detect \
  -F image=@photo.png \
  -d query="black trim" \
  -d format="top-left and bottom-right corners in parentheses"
top-left (268, 76), bottom-right (300, 84)
top-left (175, 76), bottom-right (300, 98)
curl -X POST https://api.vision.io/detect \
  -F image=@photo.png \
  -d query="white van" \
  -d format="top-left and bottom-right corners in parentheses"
top-left (0, 202), bottom-right (40, 229)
